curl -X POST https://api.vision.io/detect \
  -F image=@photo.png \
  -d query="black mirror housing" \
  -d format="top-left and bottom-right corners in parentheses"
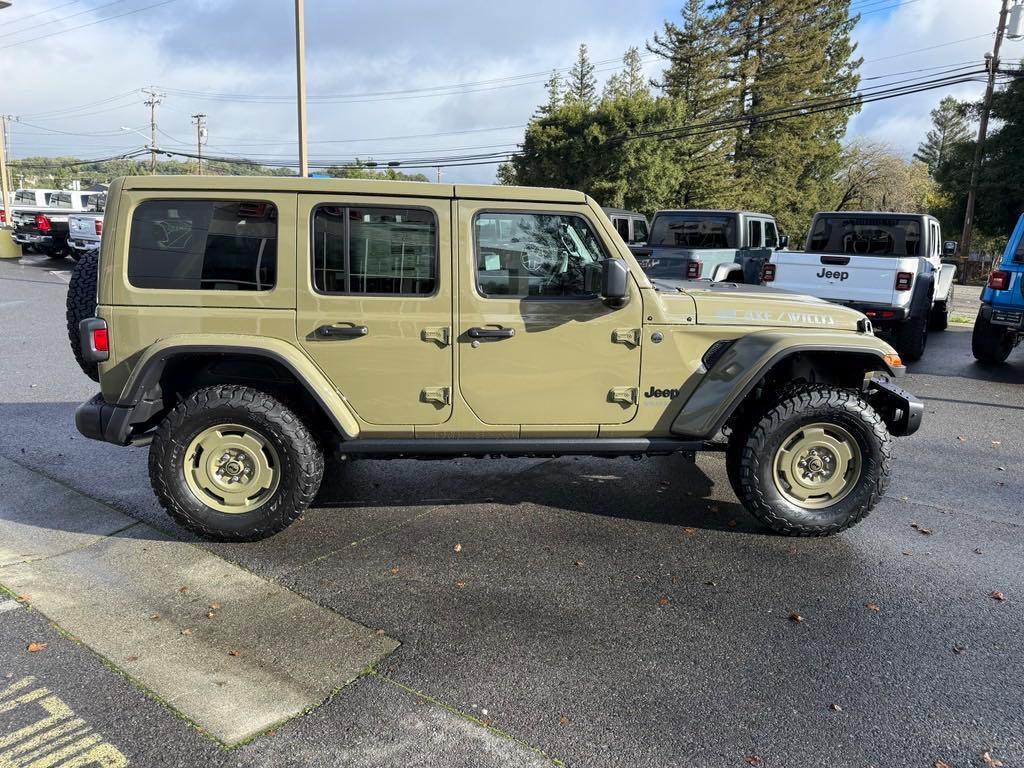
top-left (601, 259), bottom-right (630, 306)
top-left (942, 240), bottom-right (957, 257)
top-left (778, 234), bottom-right (789, 249)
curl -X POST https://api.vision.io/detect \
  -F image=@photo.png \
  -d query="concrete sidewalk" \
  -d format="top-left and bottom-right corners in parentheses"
top-left (0, 456), bottom-right (398, 746)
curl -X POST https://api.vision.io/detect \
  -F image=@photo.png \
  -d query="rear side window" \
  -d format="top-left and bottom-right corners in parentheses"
top-left (649, 214), bottom-right (737, 248)
top-left (614, 218), bottom-right (630, 241)
top-left (311, 205), bottom-right (437, 295)
top-left (633, 218), bottom-right (648, 244)
top-left (749, 220), bottom-right (763, 248)
top-left (1014, 235), bottom-right (1024, 263)
top-left (51, 193), bottom-right (72, 209)
top-left (128, 200), bottom-right (278, 291)
top-left (764, 221), bottom-right (778, 248)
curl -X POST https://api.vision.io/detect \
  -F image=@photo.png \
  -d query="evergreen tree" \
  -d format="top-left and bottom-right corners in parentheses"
top-left (566, 44), bottom-right (597, 105)
top-left (604, 47), bottom-right (648, 101)
top-left (914, 96), bottom-right (971, 176)
top-left (716, 0), bottom-right (862, 237)
top-left (648, 0), bottom-right (735, 207)
top-left (539, 70), bottom-right (564, 116)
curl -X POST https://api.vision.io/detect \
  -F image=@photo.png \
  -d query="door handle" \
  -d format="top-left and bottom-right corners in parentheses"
top-left (467, 327), bottom-right (515, 339)
top-left (315, 324), bottom-right (368, 339)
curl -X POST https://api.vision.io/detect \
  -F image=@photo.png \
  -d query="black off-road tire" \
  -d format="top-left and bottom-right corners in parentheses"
top-left (66, 250), bottom-right (99, 381)
top-left (929, 285), bottom-right (951, 331)
top-left (729, 386), bottom-right (891, 537)
top-left (149, 386), bottom-right (324, 541)
top-left (972, 313), bottom-right (1014, 364)
top-left (892, 310), bottom-right (928, 362)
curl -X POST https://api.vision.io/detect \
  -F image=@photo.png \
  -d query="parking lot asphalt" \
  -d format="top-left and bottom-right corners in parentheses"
top-left (0, 253), bottom-right (1022, 768)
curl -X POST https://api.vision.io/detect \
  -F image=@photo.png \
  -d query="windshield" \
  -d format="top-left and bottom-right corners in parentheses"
top-left (649, 213), bottom-right (737, 249)
top-left (809, 216), bottom-right (922, 256)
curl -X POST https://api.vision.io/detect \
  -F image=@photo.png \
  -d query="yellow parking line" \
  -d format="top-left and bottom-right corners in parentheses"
top-left (0, 677), bottom-right (128, 767)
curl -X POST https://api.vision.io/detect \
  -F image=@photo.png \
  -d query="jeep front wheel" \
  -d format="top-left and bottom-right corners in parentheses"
top-left (729, 386), bottom-right (891, 536)
top-left (149, 386), bottom-right (324, 541)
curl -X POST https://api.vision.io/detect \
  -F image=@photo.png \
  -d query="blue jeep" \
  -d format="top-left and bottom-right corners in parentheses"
top-left (973, 213), bottom-right (1024, 363)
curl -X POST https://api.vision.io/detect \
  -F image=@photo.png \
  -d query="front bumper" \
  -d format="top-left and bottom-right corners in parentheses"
top-left (865, 377), bottom-right (923, 437)
top-left (980, 303), bottom-right (1024, 330)
top-left (11, 233), bottom-right (53, 246)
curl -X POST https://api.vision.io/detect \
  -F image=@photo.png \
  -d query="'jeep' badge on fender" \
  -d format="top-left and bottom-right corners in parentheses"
top-left (644, 386), bottom-right (680, 399)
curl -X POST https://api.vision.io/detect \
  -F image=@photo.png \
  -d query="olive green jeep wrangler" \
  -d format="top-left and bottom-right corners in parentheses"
top-left (71, 176), bottom-right (921, 541)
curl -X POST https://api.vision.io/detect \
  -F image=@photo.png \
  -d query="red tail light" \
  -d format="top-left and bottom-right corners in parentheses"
top-left (92, 327), bottom-right (109, 353)
top-left (687, 261), bottom-right (702, 279)
top-left (761, 263), bottom-right (776, 283)
top-left (894, 271), bottom-right (913, 291)
top-left (95, 220), bottom-right (103, 236)
top-left (988, 270), bottom-right (1011, 291)
top-left (35, 215), bottom-right (52, 233)
top-left (0, 209), bottom-right (5, 224)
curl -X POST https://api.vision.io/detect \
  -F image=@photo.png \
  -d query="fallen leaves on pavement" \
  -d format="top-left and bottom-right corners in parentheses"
top-left (26, 642), bottom-right (47, 653)
top-left (788, 612), bottom-right (804, 623)
top-left (830, 703), bottom-right (842, 712)
top-left (982, 751), bottom-right (1004, 767)
top-left (746, 756), bottom-right (763, 767)
top-left (657, 597), bottom-right (670, 606)
top-left (228, 649), bottom-right (240, 657)
top-left (952, 644), bottom-right (967, 655)
top-left (389, 566), bottom-right (400, 575)
top-left (454, 581), bottom-right (466, 589)
top-left (990, 591), bottom-right (1006, 601)
top-left (454, 543), bottom-right (462, 553)
top-left (934, 760), bottom-right (953, 768)
top-left (865, 602), bottom-right (881, 612)
top-left (911, 523), bottom-right (934, 535)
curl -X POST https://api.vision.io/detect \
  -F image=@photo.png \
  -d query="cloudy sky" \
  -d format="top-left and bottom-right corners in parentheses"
top-left (0, 0), bottom-right (1019, 183)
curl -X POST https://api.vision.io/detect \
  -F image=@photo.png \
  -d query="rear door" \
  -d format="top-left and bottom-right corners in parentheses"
top-left (296, 194), bottom-right (453, 426)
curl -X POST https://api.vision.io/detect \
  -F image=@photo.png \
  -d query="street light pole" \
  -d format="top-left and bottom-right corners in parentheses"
top-left (959, 0), bottom-right (1010, 267)
top-left (294, 0), bottom-right (309, 178)
top-left (0, 2), bottom-right (11, 224)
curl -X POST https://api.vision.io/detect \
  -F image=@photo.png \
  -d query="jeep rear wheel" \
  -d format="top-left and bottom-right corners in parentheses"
top-left (929, 285), bottom-right (951, 332)
top-left (728, 386), bottom-right (891, 536)
top-left (149, 386), bottom-right (324, 541)
top-left (972, 312), bottom-right (1014, 364)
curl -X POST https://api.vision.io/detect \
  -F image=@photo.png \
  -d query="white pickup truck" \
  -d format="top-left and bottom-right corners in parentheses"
top-left (764, 212), bottom-right (957, 361)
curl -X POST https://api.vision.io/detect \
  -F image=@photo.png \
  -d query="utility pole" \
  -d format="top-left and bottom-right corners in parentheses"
top-left (192, 113), bottom-right (207, 175)
top-left (0, 115), bottom-right (10, 228)
top-left (435, 166), bottom-right (443, 184)
top-left (294, 0), bottom-right (309, 177)
top-left (959, 0), bottom-right (1010, 268)
top-left (142, 87), bottom-right (164, 174)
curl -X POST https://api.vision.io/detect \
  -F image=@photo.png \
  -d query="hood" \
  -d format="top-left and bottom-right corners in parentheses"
top-left (651, 280), bottom-right (866, 331)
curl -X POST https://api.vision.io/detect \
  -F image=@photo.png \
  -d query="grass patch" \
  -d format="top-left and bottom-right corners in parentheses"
top-left (950, 314), bottom-right (974, 325)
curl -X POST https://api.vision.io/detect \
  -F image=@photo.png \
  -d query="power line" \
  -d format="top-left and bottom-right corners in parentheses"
top-left (0, 0), bottom-right (176, 51)
top-left (0, 0), bottom-right (130, 40)
top-left (0, 0), bottom-right (85, 28)
top-left (861, 33), bottom-right (993, 63)
top-left (19, 90), bottom-right (142, 120)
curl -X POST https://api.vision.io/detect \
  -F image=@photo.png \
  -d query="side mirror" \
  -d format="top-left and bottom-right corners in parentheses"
top-left (585, 259), bottom-right (630, 306)
top-left (778, 234), bottom-right (789, 249)
top-left (942, 240), bottom-right (957, 257)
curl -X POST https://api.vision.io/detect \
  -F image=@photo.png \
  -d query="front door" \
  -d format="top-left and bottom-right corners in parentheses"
top-left (457, 201), bottom-right (643, 426)
top-left (296, 194), bottom-right (453, 426)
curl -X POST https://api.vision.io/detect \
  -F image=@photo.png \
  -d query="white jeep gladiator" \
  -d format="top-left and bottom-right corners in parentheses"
top-left (764, 212), bottom-right (957, 361)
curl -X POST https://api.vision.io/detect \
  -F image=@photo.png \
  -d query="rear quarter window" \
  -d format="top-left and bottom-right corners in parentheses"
top-left (127, 200), bottom-right (278, 291)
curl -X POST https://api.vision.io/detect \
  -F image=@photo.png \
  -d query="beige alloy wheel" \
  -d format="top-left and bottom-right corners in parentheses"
top-left (183, 423), bottom-right (281, 513)
top-left (771, 422), bottom-right (862, 510)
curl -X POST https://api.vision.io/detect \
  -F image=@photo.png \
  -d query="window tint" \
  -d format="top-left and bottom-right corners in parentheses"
top-left (312, 206), bottom-right (436, 295)
top-left (475, 212), bottom-right (607, 298)
top-left (614, 218), bottom-right (630, 241)
top-left (765, 221), bottom-right (778, 248)
top-left (15, 190), bottom-right (35, 204)
top-left (1014, 234), bottom-right (1024, 263)
top-left (51, 193), bottom-right (72, 209)
top-left (809, 216), bottom-right (922, 256)
top-left (83, 194), bottom-right (105, 213)
top-left (128, 200), bottom-right (278, 291)
top-left (649, 213), bottom-right (737, 248)
top-left (749, 220), bottom-right (763, 248)
top-left (633, 218), bottom-right (648, 244)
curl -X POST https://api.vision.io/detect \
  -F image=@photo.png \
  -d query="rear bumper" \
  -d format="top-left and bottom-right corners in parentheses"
top-left (69, 238), bottom-right (100, 252)
top-left (834, 300), bottom-right (908, 325)
top-left (865, 377), bottom-right (923, 437)
top-left (75, 394), bottom-right (134, 446)
top-left (11, 233), bottom-right (53, 246)
top-left (980, 304), bottom-right (1024, 330)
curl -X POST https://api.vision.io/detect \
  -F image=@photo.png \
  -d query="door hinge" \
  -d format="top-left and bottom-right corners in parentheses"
top-left (612, 328), bottom-right (641, 347)
top-left (609, 386), bottom-right (638, 405)
top-left (421, 326), bottom-right (450, 346)
top-left (421, 386), bottom-right (450, 405)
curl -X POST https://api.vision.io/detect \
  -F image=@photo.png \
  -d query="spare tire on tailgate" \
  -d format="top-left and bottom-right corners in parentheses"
top-left (66, 250), bottom-right (99, 381)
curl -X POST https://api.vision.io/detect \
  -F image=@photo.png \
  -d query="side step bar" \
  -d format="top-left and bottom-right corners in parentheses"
top-left (338, 438), bottom-right (712, 460)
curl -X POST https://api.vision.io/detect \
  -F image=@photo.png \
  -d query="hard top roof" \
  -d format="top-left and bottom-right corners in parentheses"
top-left (117, 175), bottom-right (588, 204)
top-left (653, 209), bottom-right (775, 219)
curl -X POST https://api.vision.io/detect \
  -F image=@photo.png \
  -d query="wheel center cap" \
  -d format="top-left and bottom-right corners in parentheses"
top-left (224, 460), bottom-right (242, 476)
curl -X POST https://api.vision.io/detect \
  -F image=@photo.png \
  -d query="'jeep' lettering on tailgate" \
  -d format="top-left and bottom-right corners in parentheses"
top-left (816, 268), bottom-right (849, 281)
